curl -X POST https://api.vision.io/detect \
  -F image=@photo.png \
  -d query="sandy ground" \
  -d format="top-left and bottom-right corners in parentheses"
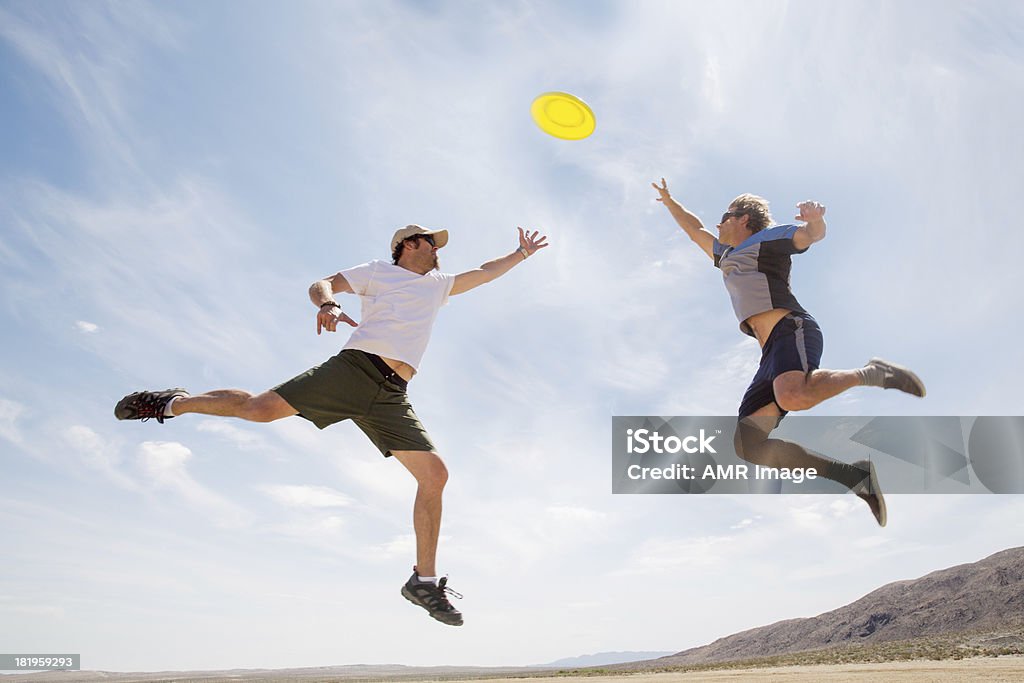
top-left (4, 657), bottom-right (1023, 682)
top-left (474, 657), bottom-right (1024, 683)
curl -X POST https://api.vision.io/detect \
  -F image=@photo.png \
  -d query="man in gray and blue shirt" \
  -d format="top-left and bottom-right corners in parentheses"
top-left (653, 179), bottom-right (926, 525)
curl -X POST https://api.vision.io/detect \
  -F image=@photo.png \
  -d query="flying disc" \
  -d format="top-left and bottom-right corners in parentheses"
top-left (530, 91), bottom-right (596, 140)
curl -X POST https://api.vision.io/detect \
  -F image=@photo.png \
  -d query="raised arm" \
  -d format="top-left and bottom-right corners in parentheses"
top-left (792, 200), bottom-right (827, 251)
top-left (450, 227), bottom-right (549, 296)
top-left (651, 178), bottom-right (715, 261)
top-left (309, 272), bottom-right (358, 335)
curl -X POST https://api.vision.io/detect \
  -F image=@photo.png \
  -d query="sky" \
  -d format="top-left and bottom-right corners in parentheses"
top-left (1, 0), bottom-right (1023, 673)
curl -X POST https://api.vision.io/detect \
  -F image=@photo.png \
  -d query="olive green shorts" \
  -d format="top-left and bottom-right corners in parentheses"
top-left (272, 349), bottom-right (436, 457)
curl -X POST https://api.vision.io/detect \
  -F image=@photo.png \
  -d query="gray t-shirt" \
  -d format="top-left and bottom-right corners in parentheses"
top-left (713, 224), bottom-right (810, 337)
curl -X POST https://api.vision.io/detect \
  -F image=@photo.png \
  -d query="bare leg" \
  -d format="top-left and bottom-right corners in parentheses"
top-left (775, 359), bottom-right (927, 412)
top-left (391, 450), bottom-right (448, 578)
top-left (773, 369), bottom-right (861, 412)
top-left (172, 390), bottom-right (297, 423)
top-left (734, 403), bottom-right (851, 474)
top-left (733, 403), bottom-right (886, 526)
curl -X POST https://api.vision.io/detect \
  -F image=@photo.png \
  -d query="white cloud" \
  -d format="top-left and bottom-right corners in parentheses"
top-left (137, 441), bottom-right (248, 528)
top-left (829, 499), bottom-right (859, 517)
top-left (257, 484), bottom-right (354, 509)
top-left (612, 534), bottom-right (739, 577)
top-left (1, 178), bottom-right (293, 383)
top-left (1, 602), bottom-right (66, 619)
top-left (788, 502), bottom-right (827, 531)
top-left (0, 2), bottom-right (184, 169)
top-left (138, 441), bottom-right (192, 481)
top-left (853, 535), bottom-right (893, 551)
top-left (0, 398), bottom-right (25, 445)
top-left (197, 420), bottom-right (266, 450)
top-left (545, 504), bottom-right (607, 523)
top-left (74, 320), bottom-right (99, 333)
top-left (62, 425), bottom-right (139, 491)
top-left (265, 515), bottom-right (348, 548)
top-left (730, 517), bottom-right (757, 530)
top-left (368, 533), bottom-right (417, 560)
top-left (332, 452), bottom-right (416, 504)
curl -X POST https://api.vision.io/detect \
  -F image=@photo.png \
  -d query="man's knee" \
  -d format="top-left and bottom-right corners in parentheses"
top-left (394, 450), bottom-right (448, 490)
top-left (419, 453), bottom-right (448, 490)
top-left (734, 410), bottom-right (782, 463)
top-left (734, 421), bottom-right (768, 462)
top-left (242, 391), bottom-right (293, 422)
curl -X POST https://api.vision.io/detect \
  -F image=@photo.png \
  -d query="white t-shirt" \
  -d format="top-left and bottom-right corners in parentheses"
top-left (339, 260), bottom-right (455, 371)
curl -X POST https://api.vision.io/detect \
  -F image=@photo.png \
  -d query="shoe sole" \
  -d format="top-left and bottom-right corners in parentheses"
top-left (114, 395), bottom-right (137, 420)
top-left (853, 459), bottom-right (887, 527)
top-left (401, 585), bottom-right (463, 626)
top-left (869, 358), bottom-right (926, 398)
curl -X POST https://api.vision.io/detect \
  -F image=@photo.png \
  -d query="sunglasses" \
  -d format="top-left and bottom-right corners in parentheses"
top-left (721, 210), bottom-right (744, 223)
top-left (406, 233), bottom-right (436, 247)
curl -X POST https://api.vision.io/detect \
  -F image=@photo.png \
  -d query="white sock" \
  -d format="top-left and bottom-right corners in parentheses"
top-left (415, 575), bottom-right (438, 585)
top-left (854, 364), bottom-right (886, 387)
top-left (165, 396), bottom-right (183, 417)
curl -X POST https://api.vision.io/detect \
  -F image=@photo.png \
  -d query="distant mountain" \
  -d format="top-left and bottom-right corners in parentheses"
top-left (539, 651), bottom-right (675, 667)
top-left (633, 546), bottom-right (1024, 667)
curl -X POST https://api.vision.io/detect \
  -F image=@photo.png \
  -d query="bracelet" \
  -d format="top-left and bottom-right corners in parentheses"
top-left (517, 246), bottom-right (529, 260)
top-left (320, 301), bottom-right (341, 310)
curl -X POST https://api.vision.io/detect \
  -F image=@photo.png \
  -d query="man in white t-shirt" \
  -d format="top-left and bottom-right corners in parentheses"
top-left (115, 224), bottom-right (549, 626)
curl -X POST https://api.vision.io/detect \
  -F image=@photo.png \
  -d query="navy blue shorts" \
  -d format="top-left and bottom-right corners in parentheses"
top-left (738, 312), bottom-right (824, 418)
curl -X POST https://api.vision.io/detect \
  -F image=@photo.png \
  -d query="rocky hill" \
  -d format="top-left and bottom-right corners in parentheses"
top-left (646, 546), bottom-right (1024, 666)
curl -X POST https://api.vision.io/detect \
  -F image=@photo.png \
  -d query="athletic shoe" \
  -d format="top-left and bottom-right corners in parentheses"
top-left (866, 358), bottom-right (926, 397)
top-left (114, 388), bottom-right (188, 424)
top-left (852, 459), bottom-right (887, 527)
top-left (401, 569), bottom-right (464, 626)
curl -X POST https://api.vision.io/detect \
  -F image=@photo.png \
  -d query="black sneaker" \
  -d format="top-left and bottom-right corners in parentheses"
top-left (401, 569), bottom-right (463, 626)
top-left (852, 459), bottom-right (887, 527)
top-left (866, 358), bottom-right (926, 397)
top-left (114, 388), bottom-right (188, 424)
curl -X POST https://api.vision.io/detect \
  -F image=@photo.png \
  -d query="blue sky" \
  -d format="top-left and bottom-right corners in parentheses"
top-left (2, 0), bottom-right (1023, 673)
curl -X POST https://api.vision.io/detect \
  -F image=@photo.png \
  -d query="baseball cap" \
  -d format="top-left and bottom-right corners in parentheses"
top-left (390, 224), bottom-right (449, 252)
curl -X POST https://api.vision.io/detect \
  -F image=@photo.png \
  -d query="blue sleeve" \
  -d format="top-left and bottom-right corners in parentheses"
top-left (764, 224), bottom-right (808, 255)
top-left (712, 238), bottom-right (728, 268)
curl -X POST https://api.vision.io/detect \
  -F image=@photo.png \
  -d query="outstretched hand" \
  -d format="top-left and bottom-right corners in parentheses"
top-left (518, 227), bottom-right (549, 256)
top-left (651, 177), bottom-right (672, 203)
top-left (795, 200), bottom-right (826, 222)
top-left (317, 307), bottom-right (358, 335)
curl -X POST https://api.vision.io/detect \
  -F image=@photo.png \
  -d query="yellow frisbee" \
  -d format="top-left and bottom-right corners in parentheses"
top-left (530, 91), bottom-right (596, 140)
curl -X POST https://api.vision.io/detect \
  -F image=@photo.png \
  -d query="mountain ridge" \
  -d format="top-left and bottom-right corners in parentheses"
top-left (632, 546), bottom-right (1024, 667)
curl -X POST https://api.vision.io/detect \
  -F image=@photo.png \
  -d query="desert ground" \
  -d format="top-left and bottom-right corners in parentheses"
top-left (5, 657), bottom-right (1024, 683)
top-left (477, 657), bottom-right (1024, 683)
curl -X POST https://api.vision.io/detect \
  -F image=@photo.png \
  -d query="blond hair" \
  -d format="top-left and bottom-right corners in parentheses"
top-left (730, 194), bottom-right (773, 234)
